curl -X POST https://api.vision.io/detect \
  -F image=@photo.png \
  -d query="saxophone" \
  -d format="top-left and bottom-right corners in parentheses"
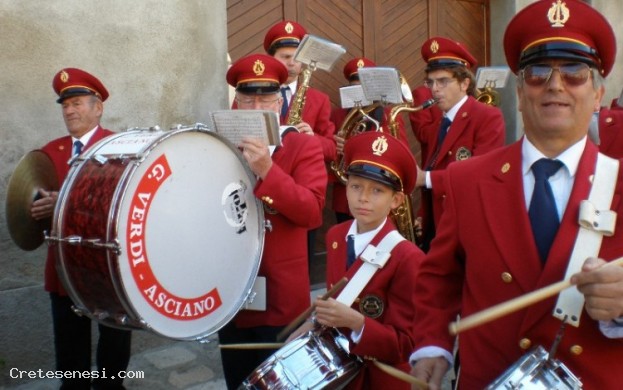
top-left (286, 64), bottom-right (315, 125)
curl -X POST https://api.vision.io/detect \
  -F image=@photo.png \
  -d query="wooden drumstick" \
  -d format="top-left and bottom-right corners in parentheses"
top-left (219, 342), bottom-right (284, 350)
top-left (371, 360), bottom-right (429, 389)
top-left (449, 256), bottom-right (623, 335)
top-left (276, 276), bottom-right (348, 341)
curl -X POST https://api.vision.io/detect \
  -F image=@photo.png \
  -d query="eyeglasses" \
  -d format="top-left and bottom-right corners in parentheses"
top-left (423, 77), bottom-right (457, 89)
top-left (520, 63), bottom-right (593, 87)
top-left (236, 97), bottom-right (281, 109)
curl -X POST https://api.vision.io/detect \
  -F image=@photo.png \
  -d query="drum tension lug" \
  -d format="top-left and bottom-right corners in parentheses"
top-left (264, 220), bottom-right (273, 232)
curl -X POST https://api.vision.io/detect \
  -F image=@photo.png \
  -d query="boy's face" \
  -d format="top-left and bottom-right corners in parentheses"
top-left (346, 175), bottom-right (404, 234)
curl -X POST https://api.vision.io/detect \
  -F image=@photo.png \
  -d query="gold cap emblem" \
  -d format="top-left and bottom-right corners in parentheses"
top-left (547, 0), bottom-right (570, 28)
top-left (60, 70), bottom-right (69, 83)
top-left (356, 59), bottom-right (365, 68)
top-left (371, 135), bottom-right (389, 156)
top-left (285, 22), bottom-right (294, 34)
top-left (430, 40), bottom-right (440, 54)
top-left (253, 60), bottom-right (265, 76)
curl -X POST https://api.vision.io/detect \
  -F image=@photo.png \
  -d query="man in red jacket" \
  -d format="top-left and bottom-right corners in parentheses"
top-left (410, 1), bottom-right (623, 388)
top-left (413, 37), bottom-right (506, 251)
top-left (263, 20), bottom-right (337, 269)
top-left (31, 68), bottom-right (131, 390)
top-left (219, 53), bottom-right (327, 389)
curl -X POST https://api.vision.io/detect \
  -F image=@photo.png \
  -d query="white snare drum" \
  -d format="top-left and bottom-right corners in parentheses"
top-left (241, 327), bottom-right (362, 390)
top-left (486, 345), bottom-right (582, 389)
top-left (49, 125), bottom-right (263, 340)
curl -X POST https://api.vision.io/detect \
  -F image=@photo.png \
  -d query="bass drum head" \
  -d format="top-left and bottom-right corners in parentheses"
top-left (116, 128), bottom-right (263, 340)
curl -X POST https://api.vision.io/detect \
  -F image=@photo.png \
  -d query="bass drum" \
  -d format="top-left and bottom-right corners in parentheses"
top-left (50, 125), bottom-right (263, 340)
top-left (241, 327), bottom-right (362, 390)
top-left (486, 345), bottom-right (582, 389)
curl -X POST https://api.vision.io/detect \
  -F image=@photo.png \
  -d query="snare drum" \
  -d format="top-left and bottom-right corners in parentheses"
top-left (241, 327), bottom-right (362, 390)
top-left (49, 125), bottom-right (263, 340)
top-left (486, 345), bottom-right (583, 389)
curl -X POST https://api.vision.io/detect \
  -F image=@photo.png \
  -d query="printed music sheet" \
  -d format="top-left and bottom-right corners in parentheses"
top-left (339, 85), bottom-right (373, 109)
top-left (475, 66), bottom-right (511, 89)
top-left (211, 110), bottom-right (281, 147)
top-left (294, 34), bottom-right (346, 71)
top-left (358, 67), bottom-right (403, 104)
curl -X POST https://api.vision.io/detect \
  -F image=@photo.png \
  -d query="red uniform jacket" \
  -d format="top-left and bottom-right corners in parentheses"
top-left (330, 106), bottom-right (409, 215)
top-left (598, 106), bottom-right (623, 159)
top-left (414, 140), bottom-right (623, 389)
top-left (234, 131), bottom-right (327, 328)
top-left (415, 96), bottom-right (505, 234)
top-left (326, 219), bottom-right (424, 390)
top-left (41, 126), bottom-right (114, 295)
top-left (408, 86), bottom-right (443, 163)
top-left (283, 86), bottom-right (337, 162)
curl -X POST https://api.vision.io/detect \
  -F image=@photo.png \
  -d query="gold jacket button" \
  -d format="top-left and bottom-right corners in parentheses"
top-left (570, 345), bottom-right (583, 356)
top-left (519, 338), bottom-right (532, 350)
top-left (501, 272), bottom-right (513, 283)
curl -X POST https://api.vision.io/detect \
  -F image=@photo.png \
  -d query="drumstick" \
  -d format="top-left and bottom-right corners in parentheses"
top-left (276, 276), bottom-right (348, 341)
top-left (219, 342), bottom-right (284, 350)
top-left (449, 256), bottom-right (623, 335)
top-left (371, 360), bottom-right (429, 389)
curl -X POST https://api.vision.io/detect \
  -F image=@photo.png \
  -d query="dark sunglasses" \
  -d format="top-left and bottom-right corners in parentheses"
top-left (521, 63), bottom-right (593, 87)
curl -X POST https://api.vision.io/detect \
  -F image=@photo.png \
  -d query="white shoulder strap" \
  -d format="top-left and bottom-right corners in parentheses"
top-left (336, 230), bottom-right (405, 306)
top-left (554, 153), bottom-right (619, 326)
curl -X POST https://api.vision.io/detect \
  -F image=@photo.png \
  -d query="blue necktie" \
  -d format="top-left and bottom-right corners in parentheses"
top-left (280, 86), bottom-right (289, 120)
top-left (529, 158), bottom-right (563, 263)
top-left (73, 140), bottom-right (83, 156)
top-left (346, 234), bottom-right (356, 268)
top-left (437, 116), bottom-right (452, 146)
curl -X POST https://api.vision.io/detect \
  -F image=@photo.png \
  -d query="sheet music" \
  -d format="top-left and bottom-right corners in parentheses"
top-left (339, 85), bottom-right (372, 108)
top-left (358, 67), bottom-right (402, 104)
top-left (294, 34), bottom-right (346, 71)
top-left (211, 110), bottom-right (281, 147)
top-left (475, 66), bottom-right (511, 89)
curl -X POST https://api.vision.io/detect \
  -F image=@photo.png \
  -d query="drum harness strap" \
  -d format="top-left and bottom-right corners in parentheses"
top-left (335, 230), bottom-right (405, 307)
top-left (553, 152), bottom-right (619, 327)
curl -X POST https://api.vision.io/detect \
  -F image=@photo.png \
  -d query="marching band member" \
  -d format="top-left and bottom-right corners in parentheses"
top-left (413, 36), bottom-right (505, 251)
top-left (263, 20), bottom-right (337, 270)
top-left (330, 57), bottom-right (410, 223)
top-left (218, 53), bottom-right (327, 389)
top-left (263, 20), bottom-right (336, 161)
top-left (32, 68), bottom-right (131, 390)
top-left (290, 130), bottom-right (425, 389)
top-left (410, 1), bottom-right (623, 388)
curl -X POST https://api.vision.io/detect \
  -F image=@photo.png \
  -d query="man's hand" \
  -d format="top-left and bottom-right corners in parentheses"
top-left (295, 121), bottom-right (314, 136)
top-left (334, 134), bottom-right (346, 155)
top-left (240, 137), bottom-right (273, 179)
top-left (315, 298), bottom-right (364, 333)
top-left (410, 357), bottom-right (449, 390)
top-left (571, 257), bottom-right (623, 321)
top-left (31, 189), bottom-right (59, 220)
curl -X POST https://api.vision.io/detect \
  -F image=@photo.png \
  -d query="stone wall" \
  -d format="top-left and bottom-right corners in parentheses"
top-left (0, 1), bottom-right (228, 386)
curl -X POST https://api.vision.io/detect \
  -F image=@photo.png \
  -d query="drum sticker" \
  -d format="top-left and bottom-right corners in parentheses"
top-left (221, 181), bottom-right (249, 234)
top-left (359, 295), bottom-right (384, 319)
top-left (127, 153), bottom-right (223, 320)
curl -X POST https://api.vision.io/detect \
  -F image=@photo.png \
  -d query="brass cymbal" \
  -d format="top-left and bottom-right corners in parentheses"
top-left (6, 150), bottom-right (59, 251)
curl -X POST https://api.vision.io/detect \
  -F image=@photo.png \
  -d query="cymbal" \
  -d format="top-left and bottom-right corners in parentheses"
top-left (6, 150), bottom-right (59, 251)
